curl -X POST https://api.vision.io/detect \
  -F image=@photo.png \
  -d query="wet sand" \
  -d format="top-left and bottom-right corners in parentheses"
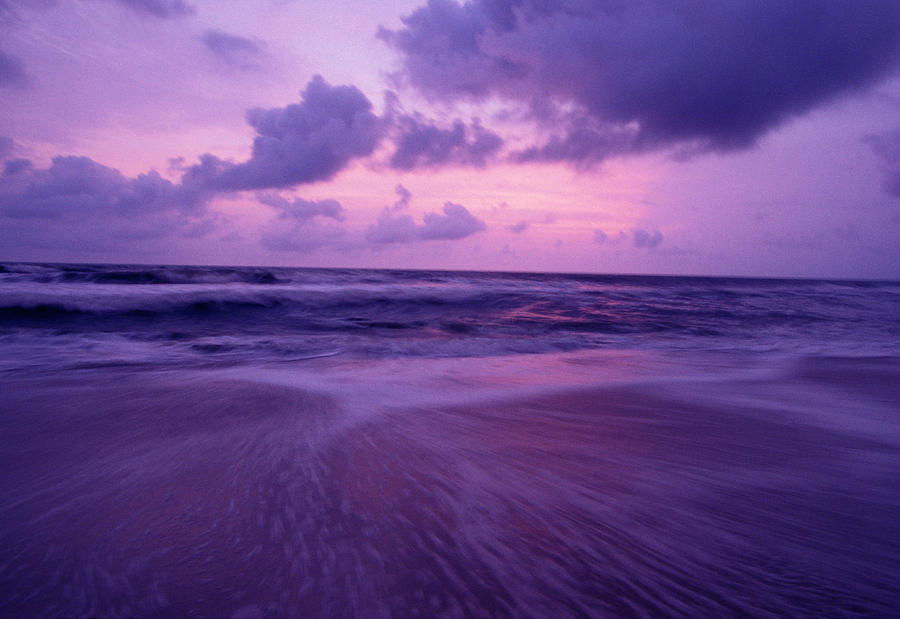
top-left (1, 355), bottom-right (898, 616)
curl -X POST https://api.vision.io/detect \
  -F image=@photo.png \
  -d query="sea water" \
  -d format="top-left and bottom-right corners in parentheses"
top-left (1, 262), bottom-right (898, 616)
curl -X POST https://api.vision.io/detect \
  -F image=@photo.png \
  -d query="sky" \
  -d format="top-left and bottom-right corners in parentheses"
top-left (1, 0), bottom-right (899, 278)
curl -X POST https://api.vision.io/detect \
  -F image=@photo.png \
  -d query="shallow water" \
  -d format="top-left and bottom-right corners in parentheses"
top-left (1, 352), bottom-right (898, 617)
top-left (1, 264), bottom-right (899, 616)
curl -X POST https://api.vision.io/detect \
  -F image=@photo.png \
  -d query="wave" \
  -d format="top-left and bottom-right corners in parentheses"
top-left (0, 281), bottom-right (892, 342)
top-left (1, 263), bottom-right (898, 367)
top-left (0, 263), bottom-right (286, 285)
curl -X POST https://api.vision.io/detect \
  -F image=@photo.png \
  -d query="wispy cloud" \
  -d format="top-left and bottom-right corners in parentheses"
top-left (112, 0), bottom-right (194, 19)
top-left (200, 29), bottom-right (266, 71)
top-left (0, 49), bottom-right (28, 88)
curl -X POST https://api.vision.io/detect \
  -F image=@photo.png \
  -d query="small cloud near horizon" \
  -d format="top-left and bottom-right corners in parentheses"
top-left (366, 187), bottom-right (486, 244)
top-left (633, 229), bottom-right (664, 250)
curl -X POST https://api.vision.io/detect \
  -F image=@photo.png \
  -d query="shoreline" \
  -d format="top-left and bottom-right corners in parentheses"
top-left (1, 352), bottom-right (898, 616)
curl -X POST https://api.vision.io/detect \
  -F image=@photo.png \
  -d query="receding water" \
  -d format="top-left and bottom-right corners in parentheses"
top-left (1, 263), bottom-right (898, 616)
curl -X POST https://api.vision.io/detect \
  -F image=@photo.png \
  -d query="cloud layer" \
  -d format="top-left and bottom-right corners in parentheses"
top-left (382, 0), bottom-right (900, 161)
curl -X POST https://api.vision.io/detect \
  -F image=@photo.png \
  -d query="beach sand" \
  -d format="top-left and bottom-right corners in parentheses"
top-left (1, 354), bottom-right (898, 616)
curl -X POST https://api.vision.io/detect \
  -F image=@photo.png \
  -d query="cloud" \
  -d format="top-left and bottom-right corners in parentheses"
top-left (200, 29), bottom-right (265, 70)
top-left (0, 210), bottom-right (216, 256)
top-left (420, 201), bottom-right (487, 239)
top-left (390, 114), bottom-right (503, 170)
top-left (512, 118), bottom-right (639, 165)
top-left (864, 129), bottom-right (900, 198)
top-left (391, 183), bottom-right (411, 210)
top-left (257, 191), bottom-right (349, 252)
top-left (3, 158), bottom-right (31, 175)
top-left (0, 155), bottom-right (208, 219)
top-left (0, 74), bottom-right (388, 255)
top-left (507, 220), bottom-right (528, 233)
top-left (383, 0), bottom-right (900, 162)
top-left (365, 210), bottom-right (419, 244)
top-left (593, 229), bottom-right (626, 245)
top-left (185, 75), bottom-right (384, 191)
top-left (260, 219), bottom-right (346, 252)
top-left (0, 0), bottom-right (57, 17)
top-left (4, 0), bottom-right (192, 18)
top-left (0, 155), bottom-right (218, 255)
top-left (257, 192), bottom-right (345, 221)
top-left (366, 188), bottom-right (486, 243)
top-left (0, 49), bottom-right (28, 88)
top-left (112, 0), bottom-right (194, 18)
top-left (633, 229), bottom-right (663, 249)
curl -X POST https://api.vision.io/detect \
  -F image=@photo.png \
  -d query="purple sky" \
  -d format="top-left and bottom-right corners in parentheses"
top-left (1, 0), bottom-right (899, 278)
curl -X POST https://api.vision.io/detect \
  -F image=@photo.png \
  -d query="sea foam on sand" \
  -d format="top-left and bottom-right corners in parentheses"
top-left (1, 351), bottom-right (898, 616)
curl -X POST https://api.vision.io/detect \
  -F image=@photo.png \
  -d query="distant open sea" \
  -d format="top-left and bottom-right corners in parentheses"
top-left (2, 262), bottom-right (899, 616)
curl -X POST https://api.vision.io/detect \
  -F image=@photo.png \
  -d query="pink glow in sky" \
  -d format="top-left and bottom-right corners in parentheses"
top-left (1, 0), bottom-right (899, 278)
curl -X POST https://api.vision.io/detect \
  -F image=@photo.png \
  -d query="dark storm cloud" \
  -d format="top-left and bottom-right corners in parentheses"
top-left (0, 155), bottom-right (208, 219)
top-left (258, 192), bottom-right (346, 221)
top-left (864, 129), bottom-right (900, 198)
top-left (382, 0), bottom-right (900, 161)
top-left (200, 29), bottom-right (265, 70)
top-left (633, 229), bottom-right (663, 249)
top-left (0, 49), bottom-right (28, 88)
top-left (113, 0), bottom-right (193, 18)
top-left (390, 114), bottom-right (503, 170)
top-left (185, 75), bottom-right (384, 191)
top-left (366, 188), bottom-right (486, 243)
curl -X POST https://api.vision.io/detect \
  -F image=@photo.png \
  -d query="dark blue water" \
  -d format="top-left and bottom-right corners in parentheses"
top-left (1, 263), bottom-right (898, 616)
top-left (2, 262), bottom-right (898, 370)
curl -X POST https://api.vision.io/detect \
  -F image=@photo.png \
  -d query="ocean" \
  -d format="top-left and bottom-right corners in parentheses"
top-left (1, 262), bottom-right (899, 616)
